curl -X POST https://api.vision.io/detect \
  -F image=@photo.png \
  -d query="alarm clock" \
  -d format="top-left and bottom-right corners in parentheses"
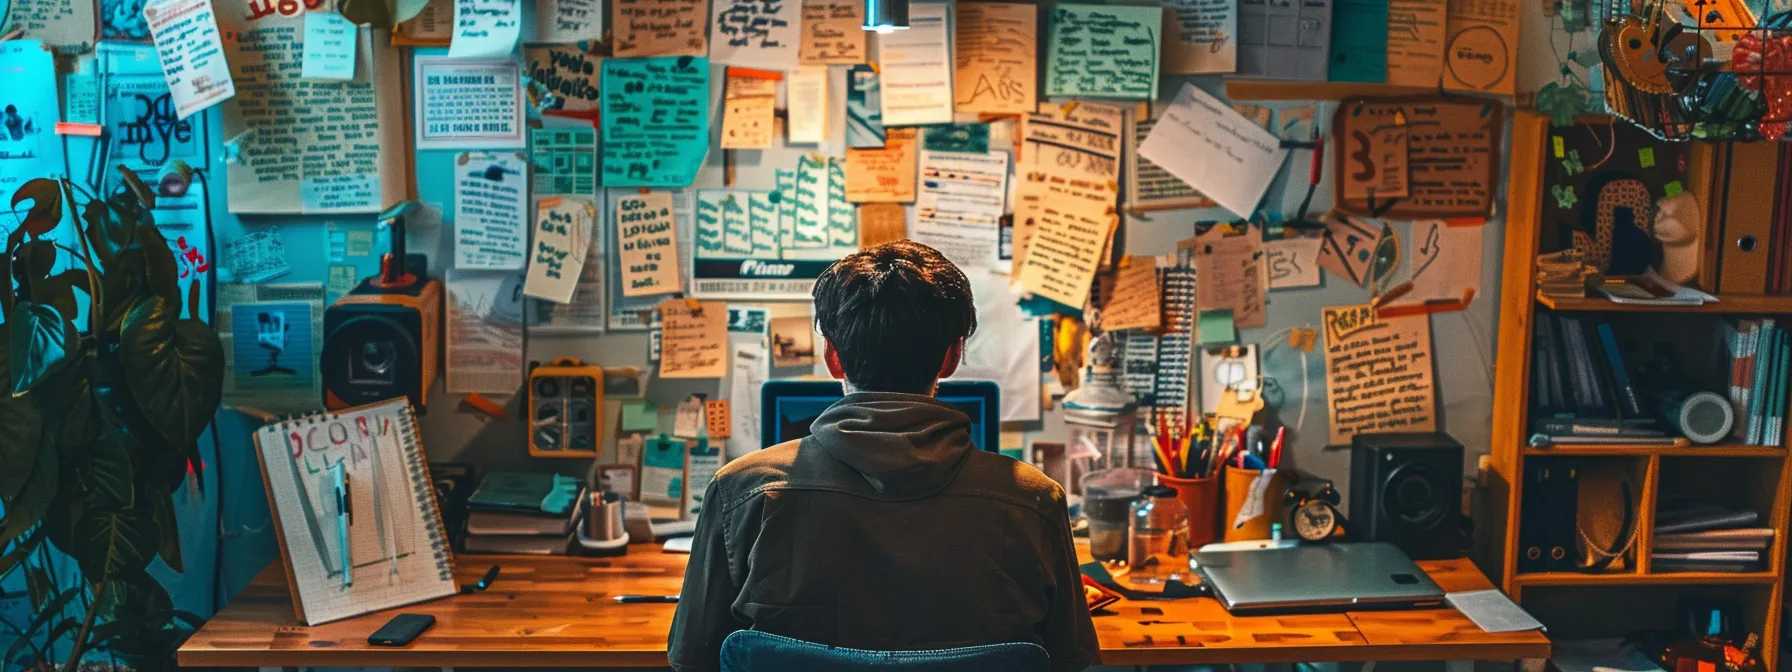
top-left (1282, 472), bottom-right (1350, 542)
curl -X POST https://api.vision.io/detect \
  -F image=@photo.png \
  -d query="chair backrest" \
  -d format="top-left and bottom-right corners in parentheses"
top-left (718, 630), bottom-right (1050, 672)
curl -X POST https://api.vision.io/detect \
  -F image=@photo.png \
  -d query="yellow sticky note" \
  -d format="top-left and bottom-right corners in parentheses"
top-left (1288, 328), bottom-right (1318, 352)
top-left (1552, 136), bottom-right (1564, 158)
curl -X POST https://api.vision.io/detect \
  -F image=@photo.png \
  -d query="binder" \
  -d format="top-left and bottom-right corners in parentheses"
top-left (1714, 141), bottom-right (1778, 294)
top-left (1546, 460), bottom-right (1580, 572)
top-left (252, 397), bottom-right (457, 625)
top-left (1518, 460), bottom-right (1550, 573)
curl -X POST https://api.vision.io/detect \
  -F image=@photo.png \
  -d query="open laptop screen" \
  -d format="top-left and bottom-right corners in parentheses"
top-left (760, 380), bottom-right (1001, 452)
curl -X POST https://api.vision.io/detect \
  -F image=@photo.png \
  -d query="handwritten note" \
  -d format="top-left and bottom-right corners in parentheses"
top-left (1342, 119), bottom-right (1409, 201)
top-left (537, 0), bottom-right (600, 43)
top-left (1316, 213), bottom-right (1382, 287)
top-left (922, 123), bottom-right (991, 154)
top-left (1138, 83), bottom-right (1288, 219)
top-left (1322, 304), bottom-right (1437, 444)
top-left (1045, 4), bottom-right (1160, 100)
top-left (222, 10), bottom-right (393, 214)
top-left (414, 56), bottom-right (525, 150)
top-left (1188, 225), bottom-right (1266, 329)
top-left (800, 0), bottom-right (865, 63)
top-left (145, 0), bottom-right (236, 119)
top-left (525, 45), bottom-right (601, 113)
top-left (1012, 104), bottom-right (1123, 273)
top-left (1387, 0), bottom-right (1445, 87)
top-left (617, 192), bottom-right (684, 296)
top-left (1443, 0), bottom-right (1518, 95)
top-left (786, 67), bottom-right (829, 144)
top-left (1101, 256), bottom-right (1160, 331)
top-left (6, 0), bottom-right (97, 49)
top-left (225, 227), bottom-right (291, 283)
top-left (1265, 236), bottom-right (1323, 289)
top-left (449, 0), bottom-right (521, 59)
top-left (1016, 198), bottom-right (1114, 308)
top-left (660, 300), bottom-right (728, 378)
top-left (601, 56), bottom-right (710, 187)
top-left (857, 203), bottom-right (907, 248)
top-left (827, 157), bottom-right (857, 248)
top-left (302, 12), bottom-right (357, 80)
top-left (722, 69), bottom-right (779, 149)
top-left (792, 156), bottom-right (830, 249)
top-left (913, 149), bottom-right (1010, 269)
top-left (877, 2), bottom-right (954, 126)
top-left (1164, 0), bottom-right (1236, 73)
top-left (613, 0), bottom-right (707, 56)
top-left (454, 151), bottom-right (529, 270)
top-left (846, 127), bottom-right (917, 203)
top-left (846, 65), bottom-right (885, 148)
top-left (953, 2), bottom-right (1037, 114)
top-left (1334, 98), bottom-right (1502, 217)
top-left (525, 197), bottom-right (596, 303)
top-left (710, 0), bottom-right (800, 69)
top-left (1386, 219), bottom-right (1482, 311)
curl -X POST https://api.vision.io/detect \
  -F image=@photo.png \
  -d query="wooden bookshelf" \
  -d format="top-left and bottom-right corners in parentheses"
top-left (1538, 293), bottom-right (1792, 314)
top-left (1489, 112), bottom-right (1792, 671)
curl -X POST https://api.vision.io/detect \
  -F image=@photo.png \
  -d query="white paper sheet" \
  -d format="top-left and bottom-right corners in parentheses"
top-left (725, 344), bottom-right (768, 459)
top-left (449, 0), bottom-right (522, 59)
top-left (524, 196), bottom-right (596, 303)
top-left (786, 66), bottom-right (829, 144)
top-left (1138, 83), bottom-right (1289, 219)
top-left (913, 149), bottom-right (1010, 269)
top-left (144, 0), bottom-right (236, 119)
top-left (453, 151), bottom-right (530, 270)
top-left (952, 269), bottom-right (1041, 422)
top-left (876, 3), bottom-right (954, 126)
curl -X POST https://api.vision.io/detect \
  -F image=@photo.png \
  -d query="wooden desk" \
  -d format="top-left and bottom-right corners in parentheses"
top-left (178, 544), bottom-right (1550, 668)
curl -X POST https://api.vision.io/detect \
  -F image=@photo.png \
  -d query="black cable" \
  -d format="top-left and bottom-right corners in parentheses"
top-left (190, 167), bottom-right (226, 616)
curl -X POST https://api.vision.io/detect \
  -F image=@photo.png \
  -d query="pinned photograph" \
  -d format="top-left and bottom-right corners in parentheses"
top-left (770, 315), bottom-right (817, 367)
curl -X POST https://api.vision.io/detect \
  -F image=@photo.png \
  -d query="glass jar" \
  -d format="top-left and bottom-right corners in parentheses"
top-left (1128, 485), bottom-right (1191, 585)
top-left (1081, 468), bottom-right (1154, 563)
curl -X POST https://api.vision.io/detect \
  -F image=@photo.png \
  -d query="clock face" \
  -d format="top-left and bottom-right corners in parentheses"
top-left (1291, 501), bottom-right (1337, 541)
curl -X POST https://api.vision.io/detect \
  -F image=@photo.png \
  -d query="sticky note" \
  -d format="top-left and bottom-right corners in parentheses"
top-left (1198, 309), bottom-right (1238, 347)
top-left (302, 11), bottom-right (357, 80)
top-left (1664, 181), bottom-right (1683, 198)
top-left (346, 230), bottom-right (374, 257)
top-left (1638, 147), bottom-right (1655, 168)
top-left (1551, 136), bottom-right (1564, 158)
top-left (705, 400), bottom-right (731, 438)
top-left (620, 401), bottom-right (659, 432)
top-left (1289, 327), bottom-right (1318, 352)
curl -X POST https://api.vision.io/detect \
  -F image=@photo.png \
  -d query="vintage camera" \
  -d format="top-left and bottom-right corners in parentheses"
top-left (322, 202), bottom-right (443, 411)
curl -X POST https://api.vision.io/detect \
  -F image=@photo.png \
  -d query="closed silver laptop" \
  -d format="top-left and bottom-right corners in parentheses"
top-left (1193, 542), bottom-right (1446, 615)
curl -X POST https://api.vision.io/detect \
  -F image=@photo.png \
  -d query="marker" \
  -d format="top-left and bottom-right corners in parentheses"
top-left (334, 461), bottom-right (353, 588)
top-left (613, 595), bottom-right (680, 604)
top-left (461, 565), bottom-right (501, 594)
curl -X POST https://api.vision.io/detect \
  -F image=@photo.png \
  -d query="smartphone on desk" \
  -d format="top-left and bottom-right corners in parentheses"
top-left (368, 614), bottom-right (435, 646)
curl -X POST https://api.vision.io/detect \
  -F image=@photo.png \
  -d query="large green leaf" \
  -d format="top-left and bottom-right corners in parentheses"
top-left (99, 248), bottom-right (150, 333)
top-left (0, 324), bottom-right (42, 501)
top-left (119, 298), bottom-right (224, 447)
top-left (82, 198), bottom-right (135, 266)
top-left (117, 167), bottom-right (157, 212)
top-left (35, 270), bottom-right (88, 334)
top-left (69, 501), bottom-right (159, 579)
top-left (9, 178), bottom-right (63, 237)
top-left (0, 527), bottom-right (44, 576)
top-left (8, 302), bottom-right (75, 396)
top-left (150, 488), bottom-right (182, 573)
top-left (78, 431), bottom-right (135, 511)
top-left (0, 434), bottom-right (57, 549)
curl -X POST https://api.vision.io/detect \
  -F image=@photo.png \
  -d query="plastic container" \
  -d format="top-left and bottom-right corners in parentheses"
top-left (1128, 485), bottom-right (1191, 585)
top-left (1158, 473), bottom-right (1221, 548)
top-left (1081, 468), bottom-right (1154, 562)
top-left (1222, 467), bottom-right (1288, 542)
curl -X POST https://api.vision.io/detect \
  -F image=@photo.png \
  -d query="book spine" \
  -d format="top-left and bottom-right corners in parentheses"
top-left (1749, 324), bottom-right (1776, 444)
top-left (1595, 323), bottom-right (1644, 418)
top-left (1773, 336), bottom-right (1790, 446)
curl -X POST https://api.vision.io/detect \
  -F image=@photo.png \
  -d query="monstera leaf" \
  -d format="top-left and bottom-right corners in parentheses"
top-left (67, 500), bottom-right (160, 579)
top-left (119, 297), bottom-right (224, 448)
top-left (9, 302), bottom-right (75, 395)
top-left (9, 178), bottom-right (63, 237)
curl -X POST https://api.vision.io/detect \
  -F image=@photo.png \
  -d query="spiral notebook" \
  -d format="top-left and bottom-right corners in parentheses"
top-left (252, 397), bottom-right (456, 625)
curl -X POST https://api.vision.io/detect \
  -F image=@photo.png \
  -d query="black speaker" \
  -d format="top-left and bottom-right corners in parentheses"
top-left (1349, 432), bottom-right (1465, 560)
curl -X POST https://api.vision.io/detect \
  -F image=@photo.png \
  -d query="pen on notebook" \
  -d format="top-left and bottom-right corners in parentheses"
top-left (613, 595), bottom-right (680, 604)
top-left (334, 461), bottom-right (353, 588)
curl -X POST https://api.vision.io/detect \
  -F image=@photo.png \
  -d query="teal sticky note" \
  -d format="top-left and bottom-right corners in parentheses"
top-left (301, 12), bottom-right (357, 80)
top-left (602, 57), bottom-right (712, 187)
top-left (621, 401), bottom-right (659, 432)
top-left (1045, 4), bottom-right (1161, 100)
top-left (1198, 309), bottom-right (1238, 347)
top-left (922, 124), bottom-right (992, 153)
top-left (1328, 0), bottom-right (1388, 83)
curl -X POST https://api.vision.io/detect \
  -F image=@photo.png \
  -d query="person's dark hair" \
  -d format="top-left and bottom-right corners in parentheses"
top-left (813, 241), bottom-right (976, 394)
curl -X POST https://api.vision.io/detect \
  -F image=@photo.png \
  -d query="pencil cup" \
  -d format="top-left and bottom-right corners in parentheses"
top-left (1222, 467), bottom-right (1288, 542)
top-left (1157, 473), bottom-right (1220, 549)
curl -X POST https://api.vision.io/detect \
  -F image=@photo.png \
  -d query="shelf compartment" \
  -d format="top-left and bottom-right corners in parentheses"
top-left (1514, 571), bottom-right (1780, 587)
top-left (1538, 293), bottom-right (1792, 314)
top-left (1523, 445), bottom-right (1786, 458)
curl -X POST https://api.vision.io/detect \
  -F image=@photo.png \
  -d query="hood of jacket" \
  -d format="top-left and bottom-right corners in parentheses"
top-left (806, 392), bottom-right (975, 498)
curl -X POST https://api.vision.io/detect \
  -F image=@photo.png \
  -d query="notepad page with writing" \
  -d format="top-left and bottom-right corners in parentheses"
top-left (255, 398), bottom-right (456, 625)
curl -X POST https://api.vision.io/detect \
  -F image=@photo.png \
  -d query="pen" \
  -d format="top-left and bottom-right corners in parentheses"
top-left (334, 461), bottom-right (353, 588)
top-left (613, 595), bottom-right (680, 604)
top-left (1269, 426), bottom-right (1286, 470)
top-left (461, 564), bottom-right (501, 593)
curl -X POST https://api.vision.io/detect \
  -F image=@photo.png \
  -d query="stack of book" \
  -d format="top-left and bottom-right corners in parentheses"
top-left (1537, 251), bottom-right (1597, 299)
top-left (463, 472), bottom-right (582, 555)
top-left (1652, 500), bottom-right (1770, 573)
top-left (1720, 318), bottom-right (1790, 446)
top-left (1531, 314), bottom-right (1671, 444)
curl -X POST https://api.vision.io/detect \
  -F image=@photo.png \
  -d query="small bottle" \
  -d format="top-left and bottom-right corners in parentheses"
top-left (1128, 485), bottom-right (1191, 585)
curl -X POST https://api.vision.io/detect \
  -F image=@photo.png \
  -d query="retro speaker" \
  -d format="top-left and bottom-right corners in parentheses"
top-left (322, 203), bottom-right (443, 411)
top-left (1349, 432), bottom-right (1465, 560)
top-left (528, 358), bottom-right (605, 458)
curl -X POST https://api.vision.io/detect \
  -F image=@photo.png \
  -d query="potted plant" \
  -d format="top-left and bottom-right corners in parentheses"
top-left (0, 169), bottom-right (225, 671)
